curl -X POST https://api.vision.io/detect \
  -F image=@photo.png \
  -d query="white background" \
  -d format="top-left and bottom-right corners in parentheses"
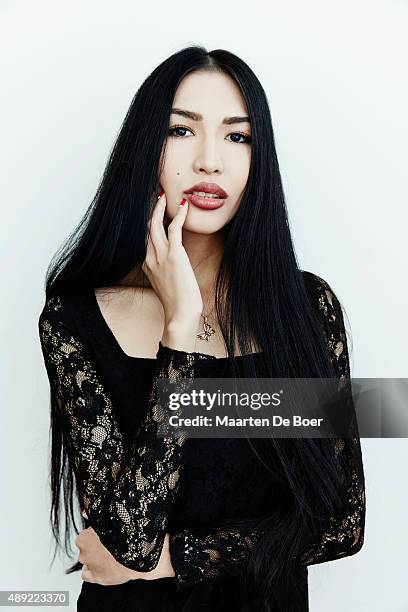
top-left (1, 0), bottom-right (407, 610)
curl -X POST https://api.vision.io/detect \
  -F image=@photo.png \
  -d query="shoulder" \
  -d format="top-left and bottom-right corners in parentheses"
top-left (301, 269), bottom-right (346, 329)
top-left (301, 271), bottom-right (352, 377)
top-left (38, 288), bottom-right (89, 338)
top-left (38, 289), bottom-right (97, 371)
top-left (301, 269), bottom-right (336, 296)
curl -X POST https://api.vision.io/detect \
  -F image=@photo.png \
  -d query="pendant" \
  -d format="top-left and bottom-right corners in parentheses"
top-left (196, 316), bottom-right (216, 341)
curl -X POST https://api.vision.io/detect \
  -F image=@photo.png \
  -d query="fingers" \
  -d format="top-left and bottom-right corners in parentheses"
top-left (143, 192), bottom-right (188, 279)
top-left (167, 198), bottom-right (188, 249)
top-left (148, 192), bottom-right (168, 251)
top-left (143, 193), bottom-right (169, 276)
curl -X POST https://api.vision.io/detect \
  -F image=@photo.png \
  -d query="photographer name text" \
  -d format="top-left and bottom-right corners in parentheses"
top-left (168, 415), bottom-right (324, 428)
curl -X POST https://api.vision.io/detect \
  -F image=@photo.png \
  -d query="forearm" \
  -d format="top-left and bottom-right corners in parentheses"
top-left (107, 533), bottom-right (175, 581)
top-left (83, 337), bottom-right (209, 571)
top-left (39, 302), bottom-right (215, 573)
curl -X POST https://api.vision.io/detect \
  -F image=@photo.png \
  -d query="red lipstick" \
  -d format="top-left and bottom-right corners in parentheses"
top-left (183, 181), bottom-right (228, 211)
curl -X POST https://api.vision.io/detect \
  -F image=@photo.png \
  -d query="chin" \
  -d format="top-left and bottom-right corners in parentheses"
top-left (184, 223), bottom-right (219, 235)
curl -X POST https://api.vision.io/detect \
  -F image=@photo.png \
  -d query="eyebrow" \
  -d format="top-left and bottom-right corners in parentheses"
top-left (171, 107), bottom-right (251, 126)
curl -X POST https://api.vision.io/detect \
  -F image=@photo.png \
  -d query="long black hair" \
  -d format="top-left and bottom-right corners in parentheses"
top-left (43, 45), bottom-right (353, 610)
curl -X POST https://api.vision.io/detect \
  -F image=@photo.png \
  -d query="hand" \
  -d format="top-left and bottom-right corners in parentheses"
top-left (143, 191), bottom-right (203, 328)
top-left (76, 513), bottom-right (175, 585)
top-left (76, 526), bottom-right (134, 585)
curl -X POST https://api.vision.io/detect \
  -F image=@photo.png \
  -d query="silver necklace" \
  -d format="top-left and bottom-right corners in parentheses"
top-left (197, 302), bottom-right (217, 342)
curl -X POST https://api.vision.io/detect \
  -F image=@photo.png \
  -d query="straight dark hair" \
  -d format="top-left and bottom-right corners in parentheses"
top-left (43, 45), bottom-right (357, 611)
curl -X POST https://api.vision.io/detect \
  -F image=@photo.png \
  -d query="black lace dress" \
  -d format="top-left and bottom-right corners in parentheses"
top-left (38, 271), bottom-right (365, 612)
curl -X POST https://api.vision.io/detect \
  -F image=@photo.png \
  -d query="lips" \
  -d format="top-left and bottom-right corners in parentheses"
top-left (184, 182), bottom-right (228, 199)
top-left (186, 193), bottom-right (226, 210)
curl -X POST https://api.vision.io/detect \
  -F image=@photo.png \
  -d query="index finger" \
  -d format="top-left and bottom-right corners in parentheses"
top-left (149, 192), bottom-right (168, 248)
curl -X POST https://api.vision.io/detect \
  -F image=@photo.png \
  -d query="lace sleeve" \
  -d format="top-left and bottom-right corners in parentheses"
top-left (38, 293), bottom-right (216, 572)
top-left (169, 273), bottom-right (366, 589)
top-left (298, 273), bottom-right (366, 566)
top-left (169, 524), bottom-right (262, 589)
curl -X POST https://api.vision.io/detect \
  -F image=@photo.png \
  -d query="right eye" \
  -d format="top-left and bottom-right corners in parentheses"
top-left (168, 125), bottom-right (193, 138)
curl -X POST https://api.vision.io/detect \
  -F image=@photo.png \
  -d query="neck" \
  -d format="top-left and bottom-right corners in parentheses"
top-left (182, 226), bottom-right (225, 302)
top-left (123, 226), bottom-right (226, 306)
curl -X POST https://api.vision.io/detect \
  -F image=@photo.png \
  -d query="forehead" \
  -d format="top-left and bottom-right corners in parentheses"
top-left (172, 71), bottom-right (249, 122)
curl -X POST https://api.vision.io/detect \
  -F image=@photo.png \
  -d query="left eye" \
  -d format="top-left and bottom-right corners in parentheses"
top-left (168, 126), bottom-right (251, 144)
top-left (227, 132), bottom-right (252, 144)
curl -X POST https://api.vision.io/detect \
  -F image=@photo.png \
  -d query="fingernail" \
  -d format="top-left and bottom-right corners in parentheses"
top-left (179, 198), bottom-right (187, 207)
top-left (158, 190), bottom-right (164, 200)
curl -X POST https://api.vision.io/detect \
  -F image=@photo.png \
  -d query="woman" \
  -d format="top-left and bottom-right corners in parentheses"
top-left (38, 46), bottom-right (366, 611)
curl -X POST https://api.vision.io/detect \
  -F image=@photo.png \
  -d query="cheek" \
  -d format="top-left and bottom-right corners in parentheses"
top-left (230, 176), bottom-right (249, 204)
top-left (229, 154), bottom-right (250, 187)
top-left (158, 159), bottom-right (181, 189)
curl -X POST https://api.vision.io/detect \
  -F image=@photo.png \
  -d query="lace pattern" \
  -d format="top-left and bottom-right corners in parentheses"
top-left (38, 293), bottom-right (216, 571)
top-left (298, 273), bottom-right (365, 565)
top-left (170, 526), bottom-right (262, 586)
top-left (38, 272), bottom-right (366, 587)
top-left (169, 272), bottom-right (366, 588)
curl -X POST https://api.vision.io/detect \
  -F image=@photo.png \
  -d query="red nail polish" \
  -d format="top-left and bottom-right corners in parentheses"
top-left (158, 190), bottom-right (164, 199)
top-left (179, 198), bottom-right (187, 206)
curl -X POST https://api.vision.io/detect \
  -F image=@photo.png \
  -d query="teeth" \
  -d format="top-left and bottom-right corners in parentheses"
top-left (191, 191), bottom-right (221, 199)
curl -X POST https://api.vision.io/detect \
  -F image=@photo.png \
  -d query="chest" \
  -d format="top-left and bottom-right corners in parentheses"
top-left (95, 287), bottom-right (230, 359)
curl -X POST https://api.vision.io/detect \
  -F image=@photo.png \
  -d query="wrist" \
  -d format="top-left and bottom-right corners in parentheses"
top-left (124, 566), bottom-right (144, 579)
top-left (162, 320), bottom-right (201, 353)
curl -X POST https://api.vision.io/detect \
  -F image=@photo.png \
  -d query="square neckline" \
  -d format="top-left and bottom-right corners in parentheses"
top-left (87, 287), bottom-right (263, 362)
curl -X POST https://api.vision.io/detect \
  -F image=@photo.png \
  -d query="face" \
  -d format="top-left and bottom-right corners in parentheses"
top-left (158, 70), bottom-right (252, 234)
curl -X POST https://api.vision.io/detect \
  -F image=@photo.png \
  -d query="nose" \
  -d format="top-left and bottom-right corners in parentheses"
top-left (193, 137), bottom-right (223, 174)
